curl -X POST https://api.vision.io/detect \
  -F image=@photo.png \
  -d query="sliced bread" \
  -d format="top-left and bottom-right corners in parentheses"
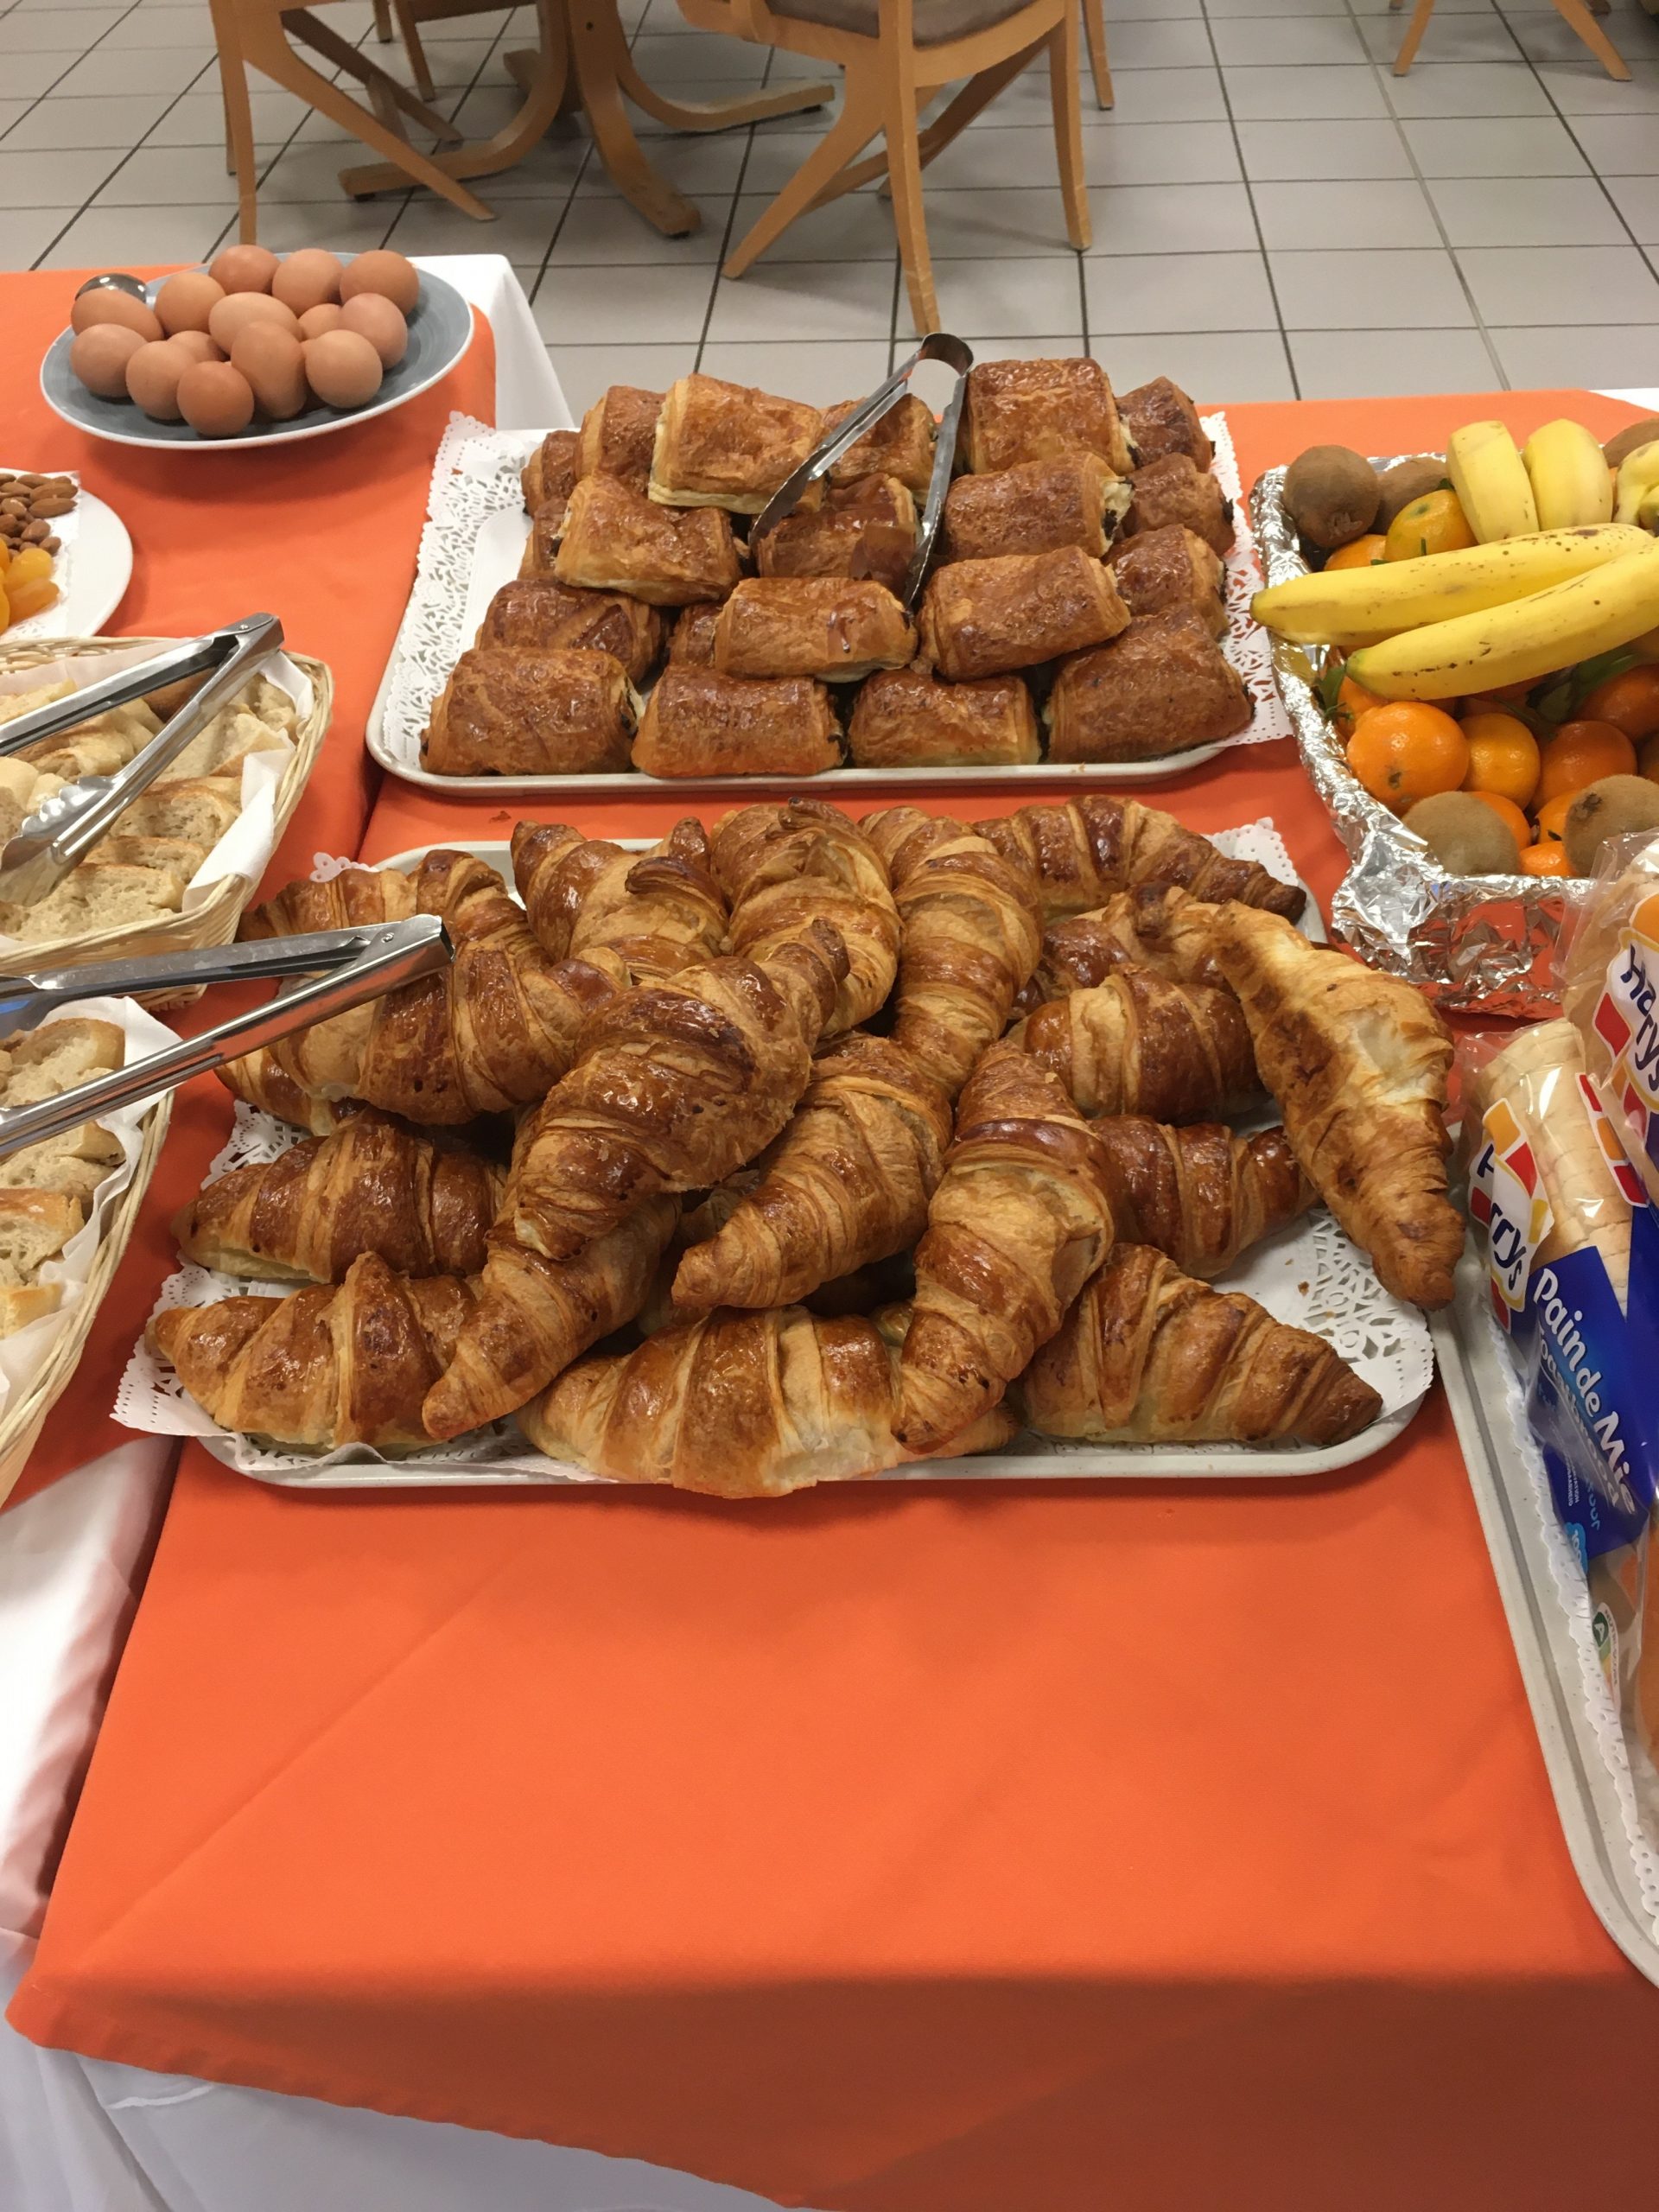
top-left (0, 1282), bottom-right (63, 1338)
top-left (0, 1188), bottom-right (84, 1287)
top-left (0, 1018), bottom-right (124, 1104)
top-left (113, 777), bottom-right (241, 848)
top-left (0, 862), bottom-right (186, 944)
top-left (90, 834), bottom-right (209, 880)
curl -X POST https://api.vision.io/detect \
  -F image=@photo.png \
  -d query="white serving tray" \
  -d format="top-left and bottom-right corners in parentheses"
top-left (365, 408), bottom-right (1293, 798)
top-left (1433, 1250), bottom-right (1659, 1988)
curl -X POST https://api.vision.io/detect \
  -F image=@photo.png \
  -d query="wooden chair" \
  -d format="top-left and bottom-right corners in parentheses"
top-left (673, 0), bottom-right (1091, 337)
top-left (1081, 0), bottom-right (1111, 109)
top-left (1389, 0), bottom-right (1626, 79)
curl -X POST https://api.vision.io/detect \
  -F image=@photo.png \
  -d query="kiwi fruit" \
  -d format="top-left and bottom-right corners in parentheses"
top-left (1562, 774), bottom-right (1659, 875)
top-left (1283, 444), bottom-right (1381, 552)
top-left (1402, 792), bottom-right (1521, 876)
top-left (1604, 419), bottom-right (1659, 471)
top-left (1375, 455), bottom-right (1448, 530)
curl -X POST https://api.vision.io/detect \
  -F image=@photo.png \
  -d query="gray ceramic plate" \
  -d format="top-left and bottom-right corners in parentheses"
top-left (39, 256), bottom-right (474, 452)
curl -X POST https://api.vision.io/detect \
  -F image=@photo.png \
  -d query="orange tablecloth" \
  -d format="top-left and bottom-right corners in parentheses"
top-left (15, 389), bottom-right (1659, 2209)
top-left (1, 270), bottom-right (497, 1503)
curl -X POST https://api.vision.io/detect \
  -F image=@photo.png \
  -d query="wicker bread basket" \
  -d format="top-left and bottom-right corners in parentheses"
top-left (0, 634), bottom-right (331, 1000)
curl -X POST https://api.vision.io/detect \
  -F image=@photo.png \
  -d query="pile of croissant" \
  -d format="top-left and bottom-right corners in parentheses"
top-left (151, 794), bottom-right (1463, 1497)
top-left (420, 359), bottom-right (1252, 780)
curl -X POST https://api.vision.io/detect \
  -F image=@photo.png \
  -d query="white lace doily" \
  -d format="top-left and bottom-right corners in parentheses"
top-left (372, 405), bottom-right (1290, 791)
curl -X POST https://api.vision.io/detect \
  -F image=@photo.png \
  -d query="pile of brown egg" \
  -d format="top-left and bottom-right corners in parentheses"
top-left (67, 247), bottom-right (422, 438)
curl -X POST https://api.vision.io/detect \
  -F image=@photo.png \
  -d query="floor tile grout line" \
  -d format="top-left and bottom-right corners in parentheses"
top-left (1197, 0), bottom-right (1300, 398)
top-left (22, 0), bottom-right (182, 268)
top-left (1510, 21), bottom-right (1659, 282)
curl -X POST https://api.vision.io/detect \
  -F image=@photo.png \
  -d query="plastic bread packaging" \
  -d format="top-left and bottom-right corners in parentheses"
top-left (1460, 1015), bottom-right (1659, 1819)
top-left (1560, 828), bottom-right (1659, 1215)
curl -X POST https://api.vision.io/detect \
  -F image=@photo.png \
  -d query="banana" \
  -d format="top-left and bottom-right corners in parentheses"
top-left (1250, 524), bottom-right (1650, 647)
top-left (1614, 440), bottom-right (1659, 527)
top-left (1346, 543), bottom-right (1659, 701)
top-left (1522, 418), bottom-right (1613, 531)
top-left (1446, 419), bottom-right (1539, 543)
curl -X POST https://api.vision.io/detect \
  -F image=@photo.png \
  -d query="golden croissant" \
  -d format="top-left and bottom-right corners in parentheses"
top-left (1024, 888), bottom-right (1230, 1006)
top-left (859, 807), bottom-right (1043, 1100)
top-left (710, 798), bottom-right (899, 1036)
top-left (670, 1033), bottom-right (951, 1315)
top-left (1012, 968), bottom-right (1261, 1122)
top-left (219, 1050), bottom-right (364, 1135)
top-left (981, 796), bottom-right (1306, 925)
top-left (896, 1040), bottom-right (1117, 1452)
top-left (1020, 1244), bottom-right (1382, 1446)
top-left (173, 1113), bottom-right (504, 1283)
top-left (1211, 903), bottom-right (1461, 1309)
top-left (512, 817), bottom-right (727, 982)
top-left (421, 1194), bottom-right (680, 1441)
top-left (1093, 1117), bottom-right (1314, 1279)
top-left (150, 1253), bottom-right (475, 1451)
top-left (519, 1303), bottom-right (1019, 1498)
top-left (509, 923), bottom-right (849, 1263)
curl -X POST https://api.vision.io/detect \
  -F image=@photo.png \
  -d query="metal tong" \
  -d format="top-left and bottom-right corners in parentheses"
top-left (0, 916), bottom-right (451, 1160)
top-left (0, 612), bottom-right (283, 904)
top-left (749, 331), bottom-right (974, 609)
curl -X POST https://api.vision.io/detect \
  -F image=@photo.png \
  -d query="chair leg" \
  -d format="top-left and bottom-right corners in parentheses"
top-left (868, 43), bottom-right (1037, 204)
top-left (1080, 0), bottom-right (1112, 111)
top-left (388, 0), bottom-right (437, 103)
top-left (285, 11), bottom-right (461, 144)
top-left (722, 72), bottom-right (880, 278)
top-left (209, 1), bottom-right (259, 238)
top-left (1050, 15), bottom-right (1090, 250)
top-left (883, 62), bottom-right (938, 338)
top-left (1552, 0), bottom-right (1630, 77)
top-left (1393, 0), bottom-right (1437, 72)
top-left (372, 0), bottom-right (392, 38)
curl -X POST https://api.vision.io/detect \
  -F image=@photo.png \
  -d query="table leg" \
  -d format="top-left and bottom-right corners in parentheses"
top-left (612, 46), bottom-right (834, 134)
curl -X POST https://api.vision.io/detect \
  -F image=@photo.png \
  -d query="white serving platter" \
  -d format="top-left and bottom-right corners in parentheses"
top-left (366, 407), bottom-right (1294, 798)
top-left (0, 471), bottom-right (131, 640)
top-left (124, 823), bottom-right (1433, 1491)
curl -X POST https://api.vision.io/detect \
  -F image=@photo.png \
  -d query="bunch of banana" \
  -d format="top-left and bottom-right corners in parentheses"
top-left (1251, 524), bottom-right (1649, 648)
top-left (1522, 419), bottom-right (1614, 531)
top-left (1615, 441), bottom-right (1659, 531)
top-left (1346, 541), bottom-right (1659, 701)
top-left (1447, 420), bottom-right (1538, 542)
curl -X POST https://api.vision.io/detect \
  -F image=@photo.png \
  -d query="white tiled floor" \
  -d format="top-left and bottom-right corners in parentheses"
top-left (4, 0), bottom-right (1659, 404)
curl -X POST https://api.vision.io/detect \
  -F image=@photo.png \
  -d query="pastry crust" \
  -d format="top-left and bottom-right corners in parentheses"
top-left (632, 666), bottom-right (842, 779)
top-left (1108, 524), bottom-right (1226, 636)
top-left (518, 499), bottom-right (568, 579)
top-left (1118, 377), bottom-right (1212, 469)
top-left (940, 454), bottom-right (1129, 565)
top-left (847, 665), bottom-right (1039, 766)
top-left (556, 474), bottom-right (741, 606)
top-left (1046, 608), bottom-right (1252, 764)
top-left (577, 385), bottom-right (663, 487)
top-left (917, 545), bottom-right (1129, 681)
top-left (421, 646), bottom-right (637, 776)
top-left (520, 429), bottom-right (580, 515)
top-left (478, 578), bottom-right (664, 683)
top-left (1123, 454), bottom-right (1234, 556)
top-left (649, 372), bottom-right (824, 514)
top-left (960, 357), bottom-right (1134, 475)
top-left (754, 474), bottom-right (917, 594)
top-left (712, 576), bottom-right (918, 683)
top-left (821, 392), bottom-right (936, 495)
top-left (668, 602), bottom-right (721, 665)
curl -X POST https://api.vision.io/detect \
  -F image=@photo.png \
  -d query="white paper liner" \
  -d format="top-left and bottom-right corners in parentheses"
top-left (113, 817), bottom-right (1433, 1483)
top-left (0, 643), bottom-right (311, 950)
top-left (0, 995), bottom-right (177, 1423)
top-left (376, 406), bottom-right (1292, 780)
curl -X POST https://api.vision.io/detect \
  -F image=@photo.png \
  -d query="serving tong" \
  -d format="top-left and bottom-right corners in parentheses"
top-left (749, 330), bottom-right (973, 610)
top-left (0, 613), bottom-right (283, 904)
top-left (0, 916), bottom-right (450, 1160)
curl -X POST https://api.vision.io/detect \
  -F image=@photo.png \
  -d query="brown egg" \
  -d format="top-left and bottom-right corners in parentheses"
top-left (297, 303), bottom-right (344, 340)
top-left (124, 338), bottom-right (193, 422)
top-left (302, 328), bottom-right (384, 410)
top-left (271, 249), bottom-right (342, 317)
top-left (70, 323), bottom-right (145, 399)
top-left (232, 322), bottom-right (308, 422)
top-left (338, 249), bottom-right (419, 315)
top-left (70, 288), bottom-right (162, 342)
top-left (207, 292), bottom-right (300, 353)
top-left (208, 244), bottom-right (279, 296)
top-left (168, 331), bottom-right (225, 365)
top-left (155, 270), bottom-right (224, 336)
top-left (338, 292), bottom-right (407, 370)
top-left (178, 361), bottom-right (256, 439)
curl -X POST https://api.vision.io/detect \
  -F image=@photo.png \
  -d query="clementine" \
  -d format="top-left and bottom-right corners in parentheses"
top-left (1520, 842), bottom-right (1572, 878)
top-left (1460, 711), bottom-right (1541, 809)
top-left (1535, 719), bottom-right (1637, 804)
top-left (1346, 702), bottom-right (1470, 810)
top-left (1332, 671), bottom-right (1386, 741)
top-left (1325, 533), bottom-right (1389, 573)
top-left (1534, 791), bottom-right (1575, 846)
top-left (1577, 663), bottom-right (1659, 741)
top-left (1641, 732), bottom-right (1659, 785)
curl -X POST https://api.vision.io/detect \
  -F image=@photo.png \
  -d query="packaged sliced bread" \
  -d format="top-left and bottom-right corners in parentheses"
top-left (1561, 828), bottom-right (1659, 1214)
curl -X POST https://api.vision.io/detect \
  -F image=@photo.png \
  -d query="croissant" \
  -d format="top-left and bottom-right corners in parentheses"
top-left (670, 1033), bottom-right (951, 1314)
top-left (712, 576), bottom-right (917, 683)
top-left (556, 474), bottom-right (741, 607)
top-left (149, 1253), bottom-right (475, 1451)
top-left (1211, 903), bottom-right (1461, 1308)
top-left (846, 666), bottom-right (1039, 769)
top-left (512, 818), bottom-right (727, 982)
top-left (238, 854), bottom-right (624, 1124)
top-left (1046, 609), bottom-right (1251, 766)
top-left (859, 807), bottom-right (1042, 1099)
top-left (1117, 377), bottom-right (1212, 469)
top-left (939, 454), bottom-right (1130, 565)
top-left (521, 428), bottom-right (580, 515)
top-left (1107, 524), bottom-right (1225, 636)
top-left (821, 392), bottom-right (936, 495)
top-left (981, 796), bottom-right (1306, 925)
top-left (959, 356), bottom-right (1135, 476)
top-left (420, 1194), bottom-right (680, 1440)
top-left (1091, 1118), bottom-right (1314, 1278)
top-left (712, 799), bottom-right (900, 1036)
top-left (917, 545), bottom-right (1128, 683)
top-left (217, 1050), bottom-right (364, 1135)
top-left (668, 603), bottom-right (720, 666)
top-left (1021, 1245), bottom-right (1381, 1447)
top-left (420, 646), bottom-right (636, 778)
top-left (518, 500), bottom-right (567, 581)
top-left (1024, 888), bottom-right (1230, 1004)
top-left (519, 1304), bottom-right (1018, 1497)
top-left (753, 474), bottom-right (916, 595)
top-left (173, 1112), bottom-right (505, 1283)
top-left (1122, 454), bottom-right (1233, 557)
top-left (507, 924), bottom-right (848, 1262)
top-left (895, 1041), bottom-right (1117, 1452)
top-left (577, 385), bottom-right (663, 487)
top-left (632, 666), bottom-right (842, 779)
top-left (1011, 969), bottom-right (1261, 1122)
top-left (241, 863), bottom-right (416, 938)
top-left (648, 372), bottom-right (823, 513)
top-left (477, 578), bottom-right (664, 684)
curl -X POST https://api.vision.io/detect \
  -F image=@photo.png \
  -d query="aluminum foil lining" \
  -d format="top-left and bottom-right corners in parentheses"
top-left (1250, 456), bottom-right (1591, 1018)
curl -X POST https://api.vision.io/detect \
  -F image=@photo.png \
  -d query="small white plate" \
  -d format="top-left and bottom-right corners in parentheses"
top-left (0, 474), bottom-right (132, 643)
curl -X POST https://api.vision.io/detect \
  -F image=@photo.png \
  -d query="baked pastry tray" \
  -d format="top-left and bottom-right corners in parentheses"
top-left (1433, 1250), bottom-right (1659, 1987)
top-left (365, 410), bottom-right (1294, 798)
top-left (125, 824), bottom-right (1432, 1489)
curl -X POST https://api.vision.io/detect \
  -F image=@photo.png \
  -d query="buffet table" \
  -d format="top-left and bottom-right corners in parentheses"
top-left (6, 332), bottom-right (1659, 2211)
